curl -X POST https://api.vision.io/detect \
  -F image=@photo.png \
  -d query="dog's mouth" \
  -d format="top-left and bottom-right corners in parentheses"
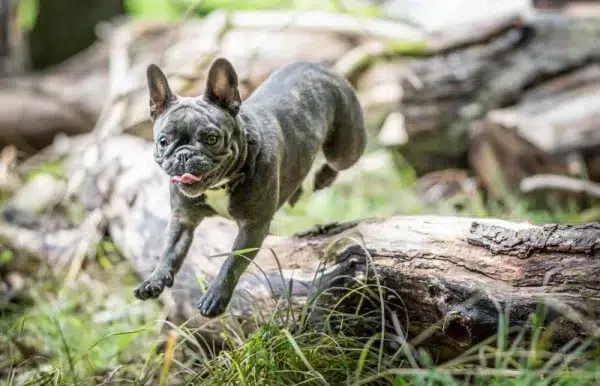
top-left (170, 173), bottom-right (203, 185)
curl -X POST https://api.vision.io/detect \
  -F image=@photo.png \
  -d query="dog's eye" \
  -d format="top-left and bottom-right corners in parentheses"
top-left (158, 136), bottom-right (169, 148)
top-left (206, 135), bottom-right (218, 146)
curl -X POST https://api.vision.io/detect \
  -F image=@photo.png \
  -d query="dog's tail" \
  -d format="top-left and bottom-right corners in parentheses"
top-left (314, 74), bottom-right (367, 191)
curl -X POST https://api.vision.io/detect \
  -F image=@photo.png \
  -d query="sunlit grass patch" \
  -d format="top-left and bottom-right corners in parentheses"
top-left (1, 264), bottom-right (163, 385)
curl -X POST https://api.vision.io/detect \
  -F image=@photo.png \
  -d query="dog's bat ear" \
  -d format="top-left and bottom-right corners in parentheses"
top-left (147, 64), bottom-right (176, 120)
top-left (205, 57), bottom-right (241, 115)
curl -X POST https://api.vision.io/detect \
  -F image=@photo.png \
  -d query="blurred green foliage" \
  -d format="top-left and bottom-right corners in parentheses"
top-left (18, 0), bottom-right (380, 29)
top-left (125, 0), bottom-right (382, 18)
top-left (17, 0), bottom-right (38, 29)
top-left (125, 0), bottom-right (181, 19)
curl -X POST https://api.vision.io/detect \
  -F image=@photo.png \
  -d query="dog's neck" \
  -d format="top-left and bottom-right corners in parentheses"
top-left (208, 112), bottom-right (249, 192)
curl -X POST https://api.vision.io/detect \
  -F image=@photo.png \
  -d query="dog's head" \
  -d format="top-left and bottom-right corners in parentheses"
top-left (147, 58), bottom-right (242, 198)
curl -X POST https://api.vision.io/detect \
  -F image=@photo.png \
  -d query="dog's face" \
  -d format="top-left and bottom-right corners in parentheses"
top-left (147, 58), bottom-right (242, 198)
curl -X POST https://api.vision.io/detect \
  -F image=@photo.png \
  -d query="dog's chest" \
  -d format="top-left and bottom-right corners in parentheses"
top-left (203, 188), bottom-right (232, 219)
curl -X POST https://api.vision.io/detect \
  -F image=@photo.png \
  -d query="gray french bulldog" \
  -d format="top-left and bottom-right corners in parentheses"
top-left (133, 57), bottom-right (367, 317)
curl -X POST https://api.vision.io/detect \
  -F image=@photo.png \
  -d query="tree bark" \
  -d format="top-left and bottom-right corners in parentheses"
top-left (0, 0), bottom-right (25, 76)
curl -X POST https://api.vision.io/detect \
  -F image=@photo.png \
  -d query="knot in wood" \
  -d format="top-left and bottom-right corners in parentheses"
top-left (443, 309), bottom-right (473, 347)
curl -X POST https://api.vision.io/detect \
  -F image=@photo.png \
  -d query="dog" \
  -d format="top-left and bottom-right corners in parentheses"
top-left (133, 57), bottom-right (367, 317)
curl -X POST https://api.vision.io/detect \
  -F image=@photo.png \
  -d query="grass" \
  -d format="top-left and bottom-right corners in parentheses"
top-left (0, 262), bottom-right (163, 385)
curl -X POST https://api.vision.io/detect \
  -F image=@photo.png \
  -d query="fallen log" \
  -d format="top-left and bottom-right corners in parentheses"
top-left (371, 13), bottom-right (600, 177)
top-left (468, 63), bottom-right (600, 199)
top-left (3, 135), bottom-right (600, 360)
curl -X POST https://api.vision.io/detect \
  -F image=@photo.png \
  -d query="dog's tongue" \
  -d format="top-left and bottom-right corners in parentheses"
top-left (170, 173), bottom-right (202, 184)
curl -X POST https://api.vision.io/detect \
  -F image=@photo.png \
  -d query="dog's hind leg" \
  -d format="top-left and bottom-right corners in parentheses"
top-left (314, 78), bottom-right (367, 191)
top-left (314, 164), bottom-right (338, 191)
top-left (288, 186), bottom-right (303, 206)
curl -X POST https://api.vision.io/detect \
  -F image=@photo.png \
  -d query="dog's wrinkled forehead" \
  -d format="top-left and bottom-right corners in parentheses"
top-left (153, 97), bottom-right (236, 140)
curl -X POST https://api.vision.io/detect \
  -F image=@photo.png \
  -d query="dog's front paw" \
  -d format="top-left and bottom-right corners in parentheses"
top-left (197, 283), bottom-right (232, 317)
top-left (134, 269), bottom-right (174, 300)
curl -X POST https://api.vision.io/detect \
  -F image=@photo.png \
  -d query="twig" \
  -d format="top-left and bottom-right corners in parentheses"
top-left (62, 209), bottom-right (106, 281)
top-left (520, 174), bottom-right (600, 198)
top-left (228, 10), bottom-right (425, 42)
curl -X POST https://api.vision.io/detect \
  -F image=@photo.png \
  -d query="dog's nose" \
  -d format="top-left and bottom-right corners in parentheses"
top-left (177, 151), bottom-right (189, 164)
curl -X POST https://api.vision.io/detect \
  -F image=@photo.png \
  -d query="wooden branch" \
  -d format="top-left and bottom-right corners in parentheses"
top-left (0, 0), bottom-right (25, 75)
top-left (486, 64), bottom-right (600, 154)
top-left (425, 13), bottom-right (525, 54)
top-left (228, 10), bottom-right (426, 42)
top-left (467, 63), bottom-right (600, 196)
top-left (333, 13), bottom-right (523, 80)
top-left (521, 174), bottom-right (600, 197)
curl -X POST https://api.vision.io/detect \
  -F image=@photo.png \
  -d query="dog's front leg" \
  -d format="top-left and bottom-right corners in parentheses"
top-left (197, 220), bottom-right (270, 317)
top-left (134, 215), bottom-right (200, 300)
